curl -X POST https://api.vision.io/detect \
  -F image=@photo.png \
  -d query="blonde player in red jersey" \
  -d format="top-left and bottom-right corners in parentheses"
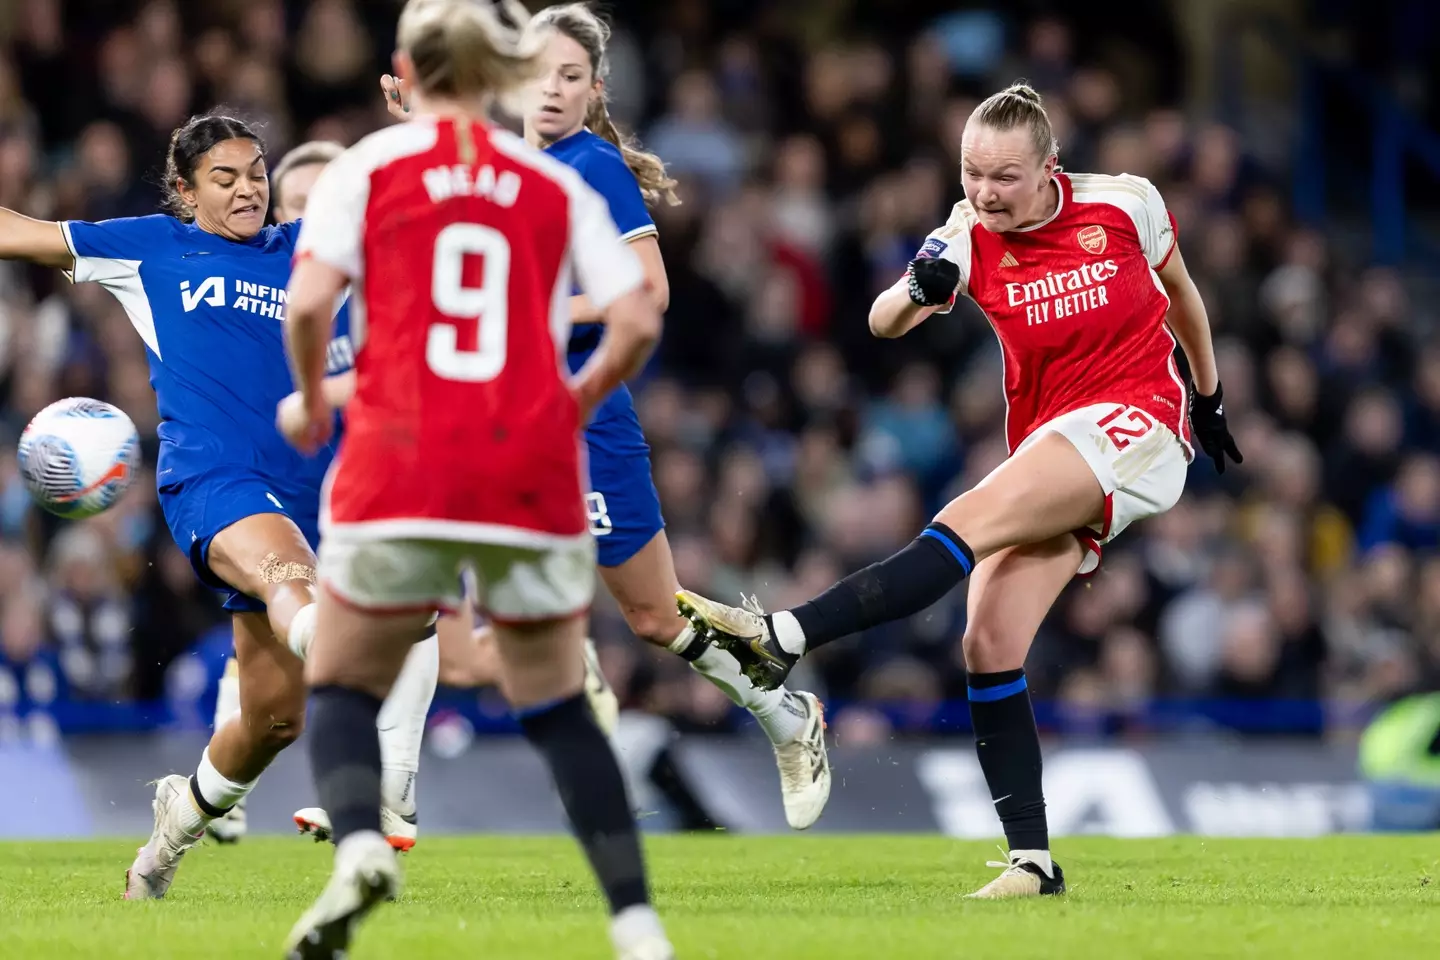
top-left (277, 2), bottom-right (670, 958)
top-left (677, 83), bottom-right (1241, 899)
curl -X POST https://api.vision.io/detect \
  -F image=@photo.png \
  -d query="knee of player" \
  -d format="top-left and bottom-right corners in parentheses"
top-left (258, 714), bottom-right (305, 750)
top-left (620, 604), bottom-right (685, 647)
top-left (961, 623), bottom-right (1028, 669)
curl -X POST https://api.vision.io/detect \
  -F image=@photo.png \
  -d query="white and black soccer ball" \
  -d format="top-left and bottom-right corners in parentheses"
top-left (17, 398), bottom-right (141, 519)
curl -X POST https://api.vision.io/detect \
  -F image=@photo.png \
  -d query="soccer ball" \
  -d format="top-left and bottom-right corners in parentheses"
top-left (17, 398), bottom-right (141, 519)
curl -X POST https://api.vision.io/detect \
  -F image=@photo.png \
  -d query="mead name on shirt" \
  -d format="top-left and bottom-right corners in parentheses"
top-left (1005, 259), bottom-right (1119, 326)
top-left (422, 164), bottom-right (521, 206)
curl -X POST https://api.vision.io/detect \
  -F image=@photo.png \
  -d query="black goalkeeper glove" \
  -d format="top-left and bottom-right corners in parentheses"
top-left (1189, 381), bottom-right (1243, 473)
top-left (906, 257), bottom-right (960, 307)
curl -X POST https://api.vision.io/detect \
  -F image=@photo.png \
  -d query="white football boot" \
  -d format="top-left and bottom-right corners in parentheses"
top-left (965, 849), bottom-right (1067, 899)
top-left (583, 638), bottom-right (620, 737)
top-left (285, 831), bottom-right (399, 960)
top-left (617, 937), bottom-right (676, 960)
top-left (293, 805), bottom-right (418, 852)
top-left (123, 775), bottom-right (205, 900)
top-left (610, 905), bottom-right (674, 960)
top-left (772, 690), bottom-right (831, 829)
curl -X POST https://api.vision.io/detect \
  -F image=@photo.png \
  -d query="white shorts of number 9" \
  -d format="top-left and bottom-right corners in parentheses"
top-left (1016, 402), bottom-right (1188, 576)
top-left (319, 535), bottom-right (597, 623)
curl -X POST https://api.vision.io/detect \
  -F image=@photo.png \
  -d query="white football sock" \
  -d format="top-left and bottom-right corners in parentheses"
top-left (1012, 848), bottom-right (1054, 878)
top-left (770, 610), bottom-right (807, 656)
top-left (670, 627), bottom-right (805, 745)
top-left (184, 747), bottom-right (257, 832)
top-left (286, 602), bottom-right (318, 660)
top-left (378, 634), bottom-right (438, 817)
top-left (212, 659), bottom-right (241, 731)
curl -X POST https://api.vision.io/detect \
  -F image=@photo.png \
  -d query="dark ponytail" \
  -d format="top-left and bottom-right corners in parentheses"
top-left (161, 113), bottom-right (264, 221)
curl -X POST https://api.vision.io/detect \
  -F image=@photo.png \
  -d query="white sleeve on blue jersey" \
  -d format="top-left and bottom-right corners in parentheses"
top-left (581, 147), bottom-right (657, 243)
top-left (295, 148), bottom-right (370, 279)
top-left (568, 176), bottom-right (645, 310)
top-left (59, 215), bottom-right (176, 358)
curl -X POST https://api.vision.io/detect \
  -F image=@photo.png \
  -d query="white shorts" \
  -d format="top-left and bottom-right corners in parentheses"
top-left (1017, 403), bottom-right (1189, 575)
top-left (319, 534), bottom-right (597, 624)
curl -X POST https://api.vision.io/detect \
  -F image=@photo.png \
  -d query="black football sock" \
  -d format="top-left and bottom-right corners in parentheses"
top-left (788, 522), bottom-right (974, 651)
top-left (969, 669), bottom-right (1048, 853)
top-left (308, 684), bottom-right (384, 844)
top-left (518, 693), bottom-right (649, 914)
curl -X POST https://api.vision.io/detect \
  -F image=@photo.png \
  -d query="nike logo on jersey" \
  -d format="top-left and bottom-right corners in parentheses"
top-left (266, 492), bottom-right (285, 510)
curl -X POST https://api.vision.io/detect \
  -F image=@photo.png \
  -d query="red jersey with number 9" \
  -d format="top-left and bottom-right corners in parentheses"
top-left (915, 172), bottom-right (1193, 458)
top-left (295, 117), bottom-right (643, 545)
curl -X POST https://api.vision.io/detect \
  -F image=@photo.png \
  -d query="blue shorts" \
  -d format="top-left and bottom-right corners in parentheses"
top-left (159, 468), bottom-right (321, 613)
top-left (571, 335), bottom-right (665, 568)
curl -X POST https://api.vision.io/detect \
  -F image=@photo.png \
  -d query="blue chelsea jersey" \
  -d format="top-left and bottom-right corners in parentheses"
top-left (61, 215), bottom-right (353, 494)
top-left (544, 129), bottom-right (657, 245)
top-left (546, 129), bottom-right (657, 349)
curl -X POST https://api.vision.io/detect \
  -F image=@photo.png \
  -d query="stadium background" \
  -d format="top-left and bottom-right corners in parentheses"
top-left (1, 0), bottom-right (1439, 835)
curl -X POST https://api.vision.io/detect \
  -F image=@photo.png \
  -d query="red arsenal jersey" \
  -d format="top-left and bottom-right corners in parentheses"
top-left (917, 172), bottom-right (1192, 457)
top-left (296, 117), bottom-right (643, 546)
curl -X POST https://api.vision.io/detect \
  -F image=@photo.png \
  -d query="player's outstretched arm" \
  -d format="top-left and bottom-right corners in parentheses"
top-left (869, 275), bottom-right (943, 339)
top-left (1157, 248), bottom-right (1219, 396)
top-left (1159, 246), bottom-right (1242, 471)
top-left (569, 236), bottom-right (669, 324)
top-left (0, 207), bottom-right (74, 270)
top-left (281, 257), bottom-right (348, 452)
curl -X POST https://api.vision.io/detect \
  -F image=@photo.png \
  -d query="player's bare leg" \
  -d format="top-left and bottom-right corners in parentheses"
top-left (457, 613), bottom-right (620, 734)
top-left (293, 632), bottom-right (437, 851)
top-left (125, 610), bottom-right (303, 899)
top-left (286, 596), bottom-right (430, 960)
top-left (959, 536), bottom-right (1077, 899)
top-left (436, 601), bottom-right (504, 686)
top-left (679, 431), bottom-right (1103, 688)
top-left (494, 613), bottom-right (671, 960)
top-left (208, 514), bottom-right (324, 661)
top-left (606, 530), bottom-right (830, 829)
top-left (204, 657), bottom-right (247, 843)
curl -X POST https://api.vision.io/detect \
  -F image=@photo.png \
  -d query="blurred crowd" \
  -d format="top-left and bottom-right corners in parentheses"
top-left (0, 0), bottom-right (1437, 743)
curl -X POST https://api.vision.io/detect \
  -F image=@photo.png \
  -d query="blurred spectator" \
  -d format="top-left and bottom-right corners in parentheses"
top-left (0, 2), bottom-right (1434, 741)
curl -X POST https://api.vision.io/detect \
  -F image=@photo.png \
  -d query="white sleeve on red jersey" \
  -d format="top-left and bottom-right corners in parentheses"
top-left (1071, 173), bottom-right (1179, 271)
top-left (913, 200), bottom-right (977, 313)
top-left (566, 176), bottom-right (644, 310)
top-left (1130, 175), bottom-right (1179, 270)
top-left (294, 147), bottom-right (371, 279)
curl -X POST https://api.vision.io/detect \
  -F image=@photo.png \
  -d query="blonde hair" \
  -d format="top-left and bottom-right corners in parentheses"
top-left (270, 140), bottom-right (344, 210)
top-left (398, 0), bottom-right (539, 101)
top-left (973, 82), bottom-right (1060, 164)
top-left (529, 3), bottom-right (679, 207)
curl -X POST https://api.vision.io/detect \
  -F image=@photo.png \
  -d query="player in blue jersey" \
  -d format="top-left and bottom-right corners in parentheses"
top-left (0, 114), bottom-right (429, 898)
top-left (203, 139), bottom-right (440, 852)
top-left (426, 3), bottom-right (830, 827)
top-left (526, 5), bottom-right (829, 828)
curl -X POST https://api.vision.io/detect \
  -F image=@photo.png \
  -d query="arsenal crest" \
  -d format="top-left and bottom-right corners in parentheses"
top-left (1077, 224), bottom-right (1107, 254)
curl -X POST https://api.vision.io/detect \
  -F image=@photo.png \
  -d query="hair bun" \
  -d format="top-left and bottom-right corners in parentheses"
top-left (1005, 83), bottom-right (1043, 106)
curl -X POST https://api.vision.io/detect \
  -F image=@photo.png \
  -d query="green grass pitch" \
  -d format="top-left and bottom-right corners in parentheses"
top-left (1, 835), bottom-right (1435, 959)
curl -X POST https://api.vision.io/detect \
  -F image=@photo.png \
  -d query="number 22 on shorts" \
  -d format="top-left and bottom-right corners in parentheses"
top-left (1097, 405), bottom-right (1155, 452)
